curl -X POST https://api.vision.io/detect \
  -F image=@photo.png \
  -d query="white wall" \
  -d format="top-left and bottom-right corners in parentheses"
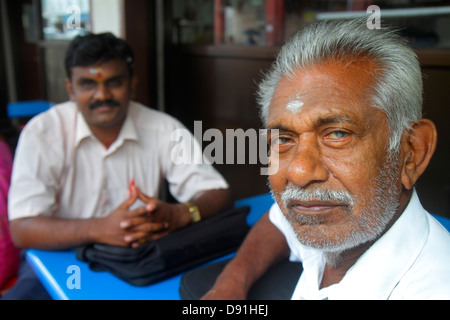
top-left (91, 0), bottom-right (124, 38)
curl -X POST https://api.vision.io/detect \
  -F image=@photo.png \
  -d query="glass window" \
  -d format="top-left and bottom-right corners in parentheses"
top-left (171, 0), bottom-right (450, 49)
top-left (41, 0), bottom-right (91, 40)
top-left (171, 0), bottom-right (214, 44)
top-left (314, 2), bottom-right (450, 49)
top-left (222, 0), bottom-right (266, 45)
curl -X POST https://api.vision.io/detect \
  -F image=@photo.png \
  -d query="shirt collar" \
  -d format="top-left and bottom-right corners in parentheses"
top-left (326, 189), bottom-right (429, 299)
top-left (75, 103), bottom-right (139, 148)
top-left (75, 110), bottom-right (90, 146)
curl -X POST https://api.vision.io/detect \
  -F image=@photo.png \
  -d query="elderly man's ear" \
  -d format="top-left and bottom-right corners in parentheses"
top-left (400, 119), bottom-right (437, 190)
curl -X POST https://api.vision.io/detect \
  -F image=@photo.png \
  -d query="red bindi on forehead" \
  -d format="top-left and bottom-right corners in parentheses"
top-left (89, 67), bottom-right (104, 82)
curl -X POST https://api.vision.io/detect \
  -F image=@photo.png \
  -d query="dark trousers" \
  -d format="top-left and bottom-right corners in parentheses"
top-left (0, 251), bottom-right (52, 300)
top-left (179, 257), bottom-right (303, 300)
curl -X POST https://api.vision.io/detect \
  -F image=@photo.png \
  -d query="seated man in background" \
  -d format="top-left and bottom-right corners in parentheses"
top-left (180, 19), bottom-right (450, 300)
top-left (4, 32), bottom-right (230, 299)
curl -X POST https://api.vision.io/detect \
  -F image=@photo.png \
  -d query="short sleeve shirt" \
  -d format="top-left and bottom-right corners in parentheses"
top-left (8, 101), bottom-right (228, 220)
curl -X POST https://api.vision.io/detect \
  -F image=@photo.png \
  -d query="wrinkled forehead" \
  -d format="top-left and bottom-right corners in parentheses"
top-left (268, 58), bottom-right (380, 125)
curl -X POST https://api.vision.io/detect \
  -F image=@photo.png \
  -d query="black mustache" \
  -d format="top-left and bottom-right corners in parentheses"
top-left (89, 99), bottom-right (120, 110)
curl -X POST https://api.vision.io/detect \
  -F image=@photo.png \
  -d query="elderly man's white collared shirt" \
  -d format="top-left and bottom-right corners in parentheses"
top-left (269, 190), bottom-right (450, 299)
top-left (9, 101), bottom-right (228, 220)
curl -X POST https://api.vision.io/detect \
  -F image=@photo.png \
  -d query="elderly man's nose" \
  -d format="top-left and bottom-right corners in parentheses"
top-left (287, 145), bottom-right (329, 187)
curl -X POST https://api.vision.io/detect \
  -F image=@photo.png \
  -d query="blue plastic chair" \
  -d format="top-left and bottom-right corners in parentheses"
top-left (7, 100), bottom-right (53, 118)
top-left (235, 193), bottom-right (274, 226)
top-left (433, 214), bottom-right (450, 232)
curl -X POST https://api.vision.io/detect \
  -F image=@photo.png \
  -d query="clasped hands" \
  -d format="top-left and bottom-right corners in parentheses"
top-left (101, 184), bottom-right (191, 248)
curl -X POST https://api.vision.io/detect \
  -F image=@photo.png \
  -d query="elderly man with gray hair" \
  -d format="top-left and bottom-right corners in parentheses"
top-left (179, 19), bottom-right (450, 300)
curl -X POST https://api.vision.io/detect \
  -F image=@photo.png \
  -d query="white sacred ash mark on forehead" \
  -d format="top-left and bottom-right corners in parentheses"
top-left (286, 100), bottom-right (304, 113)
top-left (286, 93), bottom-right (304, 114)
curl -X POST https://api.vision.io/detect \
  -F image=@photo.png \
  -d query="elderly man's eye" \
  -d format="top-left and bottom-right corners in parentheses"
top-left (327, 131), bottom-right (349, 139)
top-left (269, 135), bottom-right (294, 153)
top-left (271, 136), bottom-right (291, 145)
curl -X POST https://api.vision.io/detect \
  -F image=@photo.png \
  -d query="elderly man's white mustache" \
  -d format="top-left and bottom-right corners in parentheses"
top-left (280, 184), bottom-right (355, 208)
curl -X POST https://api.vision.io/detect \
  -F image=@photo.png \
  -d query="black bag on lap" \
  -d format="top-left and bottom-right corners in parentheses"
top-left (76, 206), bottom-right (250, 286)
